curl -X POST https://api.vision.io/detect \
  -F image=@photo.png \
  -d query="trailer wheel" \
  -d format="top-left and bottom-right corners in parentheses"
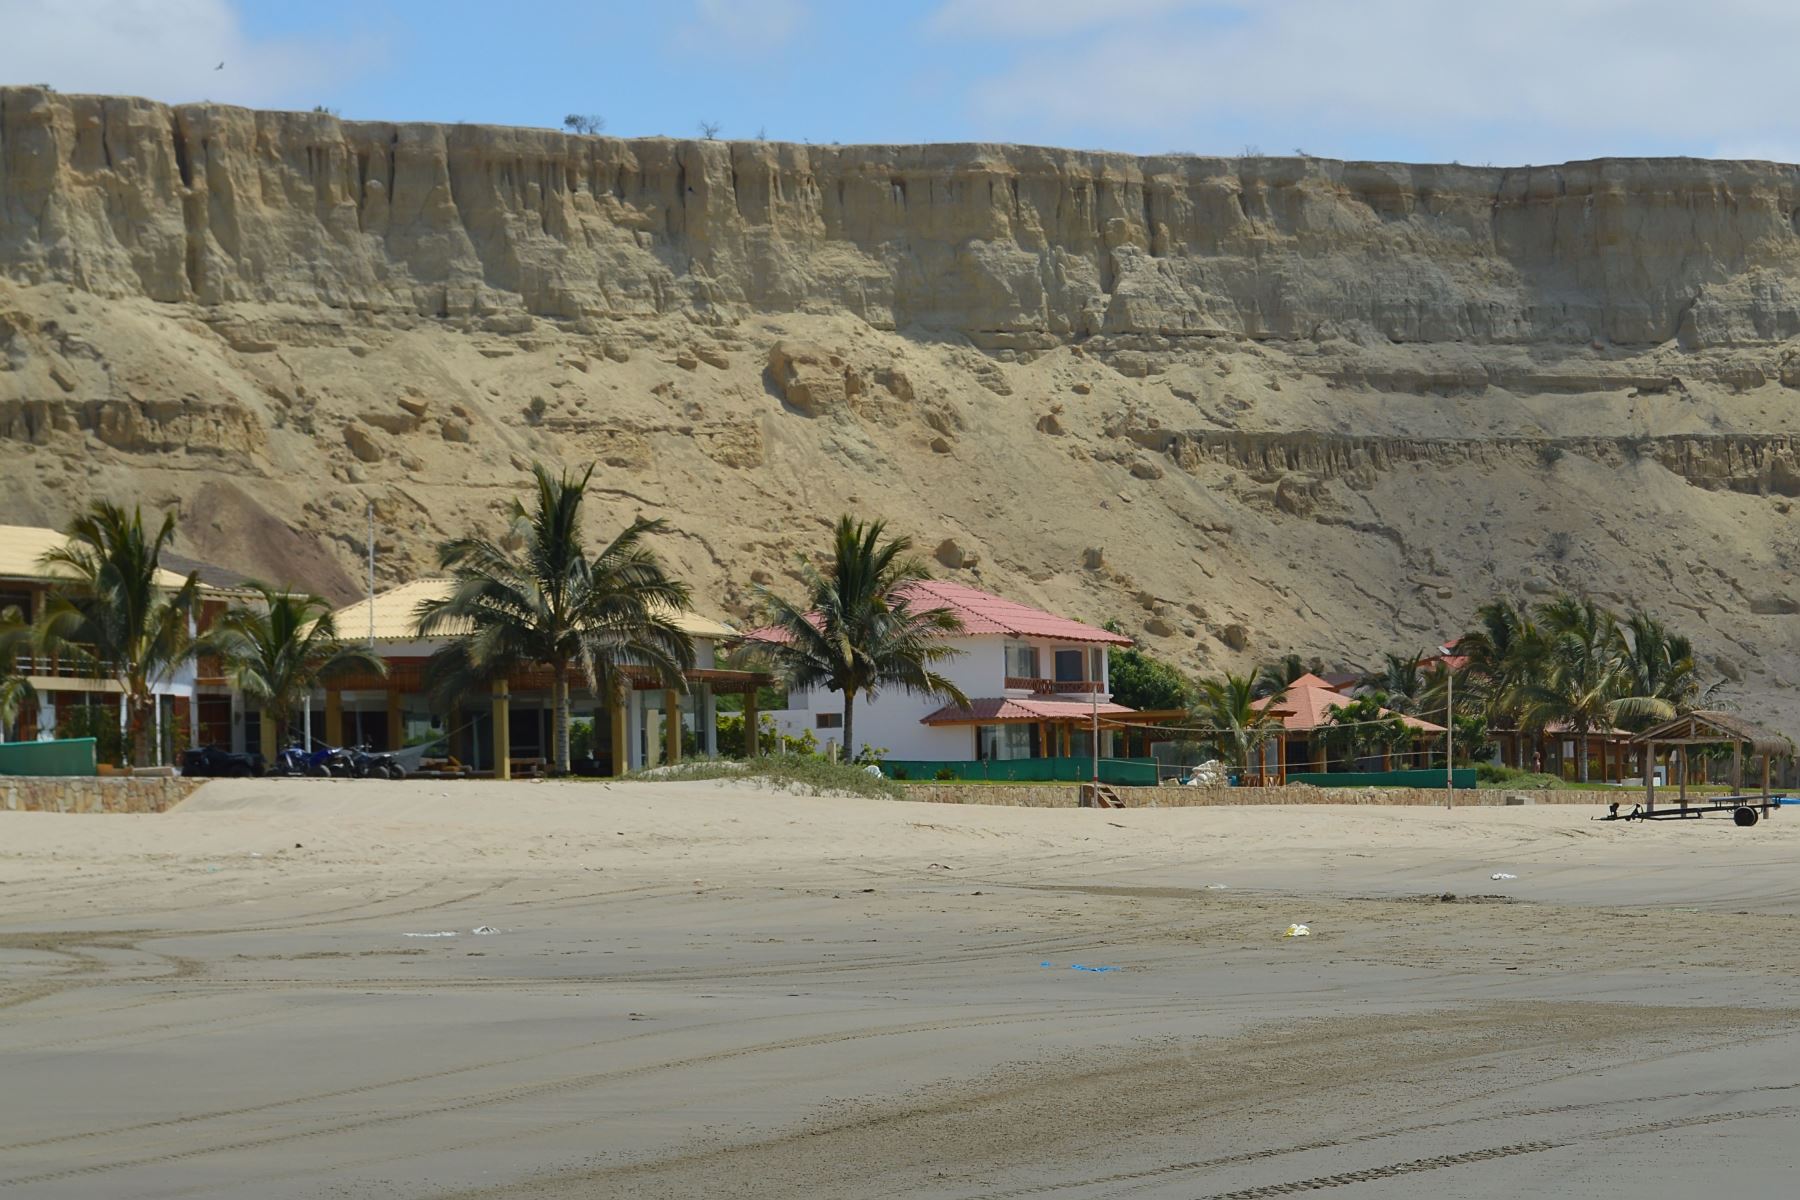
top-left (1734, 806), bottom-right (1760, 827)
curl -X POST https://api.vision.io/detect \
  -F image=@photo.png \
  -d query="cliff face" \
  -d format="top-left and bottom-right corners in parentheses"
top-left (5, 88), bottom-right (1800, 730)
top-left (11, 86), bottom-right (1800, 346)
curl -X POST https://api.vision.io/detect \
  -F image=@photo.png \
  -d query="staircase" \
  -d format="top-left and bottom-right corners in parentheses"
top-left (1083, 782), bottom-right (1125, 809)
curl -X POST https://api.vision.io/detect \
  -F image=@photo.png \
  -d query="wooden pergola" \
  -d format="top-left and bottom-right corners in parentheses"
top-left (1630, 710), bottom-right (1793, 816)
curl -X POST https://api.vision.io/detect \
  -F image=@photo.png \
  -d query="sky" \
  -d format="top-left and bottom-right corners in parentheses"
top-left (5, 0), bottom-right (1800, 166)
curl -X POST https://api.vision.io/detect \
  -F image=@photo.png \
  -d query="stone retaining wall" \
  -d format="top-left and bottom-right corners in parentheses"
top-left (898, 783), bottom-right (1595, 809)
top-left (1, 776), bottom-right (205, 814)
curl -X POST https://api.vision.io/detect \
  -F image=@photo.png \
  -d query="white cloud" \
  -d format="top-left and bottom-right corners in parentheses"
top-left (0, 0), bottom-right (381, 109)
top-left (927, 0), bottom-right (1213, 39)
top-left (676, 0), bottom-right (809, 53)
top-left (942, 0), bottom-right (1800, 163)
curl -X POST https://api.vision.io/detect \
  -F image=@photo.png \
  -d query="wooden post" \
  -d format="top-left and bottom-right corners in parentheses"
top-left (610, 701), bottom-right (628, 777)
top-left (1643, 740), bottom-right (1655, 812)
top-left (386, 687), bottom-right (402, 753)
top-left (1678, 745), bottom-right (1687, 809)
top-left (491, 680), bottom-right (511, 781)
top-left (1762, 753), bottom-right (1771, 815)
top-left (1732, 741), bottom-right (1743, 796)
top-left (664, 689), bottom-right (681, 764)
top-left (325, 688), bottom-right (343, 748)
top-left (742, 687), bottom-right (759, 759)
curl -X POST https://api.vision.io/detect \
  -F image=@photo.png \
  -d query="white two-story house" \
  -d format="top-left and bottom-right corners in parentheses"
top-left (760, 580), bottom-right (1145, 763)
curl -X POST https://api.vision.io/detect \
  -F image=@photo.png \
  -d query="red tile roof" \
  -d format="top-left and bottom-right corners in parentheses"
top-left (896, 580), bottom-right (1131, 645)
top-left (742, 580), bottom-right (1130, 646)
top-left (920, 697), bottom-right (1139, 725)
top-left (1258, 674), bottom-right (1445, 734)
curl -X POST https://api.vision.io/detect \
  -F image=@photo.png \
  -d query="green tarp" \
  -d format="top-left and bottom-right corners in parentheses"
top-left (882, 757), bottom-right (1159, 786)
top-left (0, 738), bottom-right (99, 777)
top-left (1287, 768), bottom-right (1477, 789)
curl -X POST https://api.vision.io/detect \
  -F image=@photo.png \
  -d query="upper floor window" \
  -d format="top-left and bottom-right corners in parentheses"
top-left (1004, 642), bottom-right (1039, 679)
top-left (1054, 648), bottom-right (1085, 682)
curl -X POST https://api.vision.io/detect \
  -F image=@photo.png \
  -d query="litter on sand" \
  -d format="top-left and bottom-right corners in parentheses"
top-left (1203, 883), bottom-right (1229, 890)
top-left (1069, 963), bottom-right (1121, 973)
top-left (1283, 924), bottom-right (1312, 938)
top-left (1491, 873), bottom-right (1518, 881)
top-left (471, 926), bottom-right (500, 935)
top-left (403, 931), bottom-right (458, 938)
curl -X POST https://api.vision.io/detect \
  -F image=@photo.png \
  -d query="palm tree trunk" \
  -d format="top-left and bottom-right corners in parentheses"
top-left (842, 691), bottom-right (855, 763)
top-left (127, 690), bottom-right (149, 767)
top-left (552, 660), bottom-right (571, 773)
top-left (1579, 731), bottom-right (1590, 782)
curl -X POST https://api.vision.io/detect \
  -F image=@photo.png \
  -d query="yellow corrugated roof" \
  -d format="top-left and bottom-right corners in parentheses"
top-left (333, 579), bottom-right (738, 643)
top-left (0, 524), bottom-right (195, 590)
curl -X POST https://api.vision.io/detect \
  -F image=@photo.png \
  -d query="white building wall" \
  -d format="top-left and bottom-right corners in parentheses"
top-left (766, 635), bottom-right (1115, 760)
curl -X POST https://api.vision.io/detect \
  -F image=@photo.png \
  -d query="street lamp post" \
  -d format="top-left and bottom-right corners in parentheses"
top-left (1441, 643), bottom-right (1454, 809)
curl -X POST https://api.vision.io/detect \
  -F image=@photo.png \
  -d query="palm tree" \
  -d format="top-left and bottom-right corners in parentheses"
top-left (1322, 695), bottom-right (1411, 770)
top-left (0, 607), bottom-right (35, 741)
top-left (1618, 610), bottom-right (1698, 722)
top-left (34, 502), bottom-right (201, 766)
top-left (1457, 598), bottom-right (1545, 767)
top-left (1518, 594), bottom-right (1669, 781)
top-left (1193, 672), bottom-right (1287, 772)
top-left (212, 585), bottom-right (387, 753)
top-left (753, 516), bottom-right (968, 760)
top-left (1254, 654), bottom-right (1310, 698)
top-left (1365, 651), bottom-right (1425, 714)
top-left (416, 463), bottom-right (695, 774)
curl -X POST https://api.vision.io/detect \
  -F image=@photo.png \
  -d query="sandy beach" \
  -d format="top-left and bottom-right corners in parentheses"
top-left (3, 780), bottom-right (1798, 1198)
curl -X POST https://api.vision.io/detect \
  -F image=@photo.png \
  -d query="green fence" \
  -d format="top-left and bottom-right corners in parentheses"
top-left (882, 756), bottom-right (1160, 786)
top-left (1287, 768), bottom-right (1477, 790)
top-left (0, 738), bottom-right (99, 778)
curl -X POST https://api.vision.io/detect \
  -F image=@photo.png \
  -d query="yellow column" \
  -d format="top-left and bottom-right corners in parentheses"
top-left (491, 680), bottom-right (511, 781)
top-left (325, 689), bottom-right (343, 747)
top-left (610, 701), bottom-right (628, 777)
top-left (664, 689), bottom-right (681, 764)
top-left (387, 688), bottom-right (402, 753)
top-left (742, 688), bottom-right (760, 758)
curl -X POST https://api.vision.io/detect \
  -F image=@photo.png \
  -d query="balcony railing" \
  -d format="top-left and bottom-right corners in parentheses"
top-left (14, 653), bottom-right (121, 680)
top-left (1005, 677), bottom-right (1103, 695)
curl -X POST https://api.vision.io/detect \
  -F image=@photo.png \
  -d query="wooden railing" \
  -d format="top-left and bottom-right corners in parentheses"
top-left (1004, 677), bottom-right (1103, 695)
top-left (14, 653), bottom-right (121, 680)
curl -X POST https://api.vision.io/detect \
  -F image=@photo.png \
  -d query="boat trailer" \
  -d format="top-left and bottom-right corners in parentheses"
top-left (1600, 795), bottom-right (1785, 827)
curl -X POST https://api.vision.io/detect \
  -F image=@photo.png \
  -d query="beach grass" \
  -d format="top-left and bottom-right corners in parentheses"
top-left (624, 754), bottom-right (904, 800)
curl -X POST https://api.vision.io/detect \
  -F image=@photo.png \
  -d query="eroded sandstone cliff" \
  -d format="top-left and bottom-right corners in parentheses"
top-left (4, 87), bottom-right (1799, 727)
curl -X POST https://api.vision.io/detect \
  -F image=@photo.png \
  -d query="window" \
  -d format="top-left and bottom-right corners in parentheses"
top-left (1005, 642), bottom-right (1039, 679)
top-left (977, 723), bottom-right (1038, 761)
top-left (1091, 647), bottom-right (1106, 684)
top-left (815, 713), bottom-right (843, 729)
top-left (1054, 648), bottom-right (1085, 682)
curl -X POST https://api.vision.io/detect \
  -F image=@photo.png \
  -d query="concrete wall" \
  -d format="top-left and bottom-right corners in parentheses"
top-left (1, 776), bottom-right (204, 813)
top-left (897, 783), bottom-right (1598, 808)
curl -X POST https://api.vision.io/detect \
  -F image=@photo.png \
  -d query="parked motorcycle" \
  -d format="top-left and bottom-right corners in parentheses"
top-left (180, 745), bottom-right (267, 778)
top-left (304, 746), bottom-right (356, 778)
top-left (271, 744), bottom-right (312, 777)
top-left (348, 744), bottom-right (405, 780)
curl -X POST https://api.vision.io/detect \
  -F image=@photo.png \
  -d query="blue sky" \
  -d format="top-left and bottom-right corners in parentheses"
top-left (8, 0), bottom-right (1800, 165)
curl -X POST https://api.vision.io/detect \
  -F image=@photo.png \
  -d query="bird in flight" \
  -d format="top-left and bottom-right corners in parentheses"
top-left (215, 61), bottom-right (224, 70)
